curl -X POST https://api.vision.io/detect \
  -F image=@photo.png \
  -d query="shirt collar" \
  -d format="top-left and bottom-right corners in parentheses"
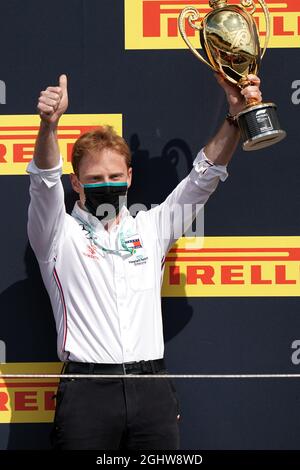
top-left (71, 201), bottom-right (130, 234)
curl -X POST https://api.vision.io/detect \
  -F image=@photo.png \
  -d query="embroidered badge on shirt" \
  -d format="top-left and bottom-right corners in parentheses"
top-left (124, 234), bottom-right (149, 265)
top-left (83, 244), bottom-right (100, 260)
top-left (124, 237), bottom-right (143, 250)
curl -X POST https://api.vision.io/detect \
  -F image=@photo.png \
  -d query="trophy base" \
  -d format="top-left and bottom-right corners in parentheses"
top-left (237, 103), bottom-right (287, 152)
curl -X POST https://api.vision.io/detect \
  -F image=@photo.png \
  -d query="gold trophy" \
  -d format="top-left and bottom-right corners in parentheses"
top-left (178, 0), bottom-right (286, 151)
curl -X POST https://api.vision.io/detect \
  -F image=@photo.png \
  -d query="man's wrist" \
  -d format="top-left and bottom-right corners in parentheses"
top-left (40, 119), bottom-right (59, 133)
top-left (228, 105), bottom-right (243, 116)
top-left (225, 111), bottom-right (239, 128)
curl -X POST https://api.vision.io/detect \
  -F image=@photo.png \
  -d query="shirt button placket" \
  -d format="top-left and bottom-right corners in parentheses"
top-left (114, 252), bottom-right (131, 360)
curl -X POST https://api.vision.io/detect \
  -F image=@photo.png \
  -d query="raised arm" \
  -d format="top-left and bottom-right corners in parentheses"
top-left (27, 75), bottom-right (69, 262)
top-left (204, 74), bottom-right (262, 165)
top-left (148, 74), bottom-right (262, 255)
top-left (34, 74), bottom-right (68, 169)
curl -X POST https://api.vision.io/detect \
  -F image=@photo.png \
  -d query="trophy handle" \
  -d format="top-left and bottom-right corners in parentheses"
top-left (178, 7), bottom-right (215, 72)
top-left (241, 0), bottom-right (270, 59)
top-left (256, 0), bottom-right (270, 59)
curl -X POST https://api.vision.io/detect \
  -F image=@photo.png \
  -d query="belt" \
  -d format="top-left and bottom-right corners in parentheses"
top-left (64, 358), bottom-right (166, 375)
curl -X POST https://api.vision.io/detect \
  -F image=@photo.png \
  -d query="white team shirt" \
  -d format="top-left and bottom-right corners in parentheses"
top-left (26, 149), bottom-right (228, 363)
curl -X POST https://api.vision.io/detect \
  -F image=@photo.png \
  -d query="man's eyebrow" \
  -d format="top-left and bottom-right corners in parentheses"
top-left (110, 172), bottom-right (125, 177)
top-left (85, 174), bottom-right (104, 179)
top-left (85, 172), bottom-right (125, 179)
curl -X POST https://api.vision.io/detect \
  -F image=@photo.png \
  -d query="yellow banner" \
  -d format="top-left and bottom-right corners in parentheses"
top-left (0, 114), bottom-right (122, 175)
top-left (162, 236), bottom-right (300, 297)
top-left (0, 363), bottom-right (60, 423)
top-left (125, 0), bottom-right (300, 49)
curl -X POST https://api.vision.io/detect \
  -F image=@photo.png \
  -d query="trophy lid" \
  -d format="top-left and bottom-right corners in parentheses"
top-left (209, 0), bottom-right (228, 9)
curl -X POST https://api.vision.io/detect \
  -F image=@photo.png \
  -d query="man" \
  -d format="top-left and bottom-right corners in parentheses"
top-left (27, 73), bottom-right (262, 450)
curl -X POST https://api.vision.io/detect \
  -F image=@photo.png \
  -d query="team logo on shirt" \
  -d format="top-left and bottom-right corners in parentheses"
top-left (124, 234), bottom-right (149, 265)
top-left (124, 237), bottom-right (143, 250)
top-left (83, 244), bottom-right (100, 260)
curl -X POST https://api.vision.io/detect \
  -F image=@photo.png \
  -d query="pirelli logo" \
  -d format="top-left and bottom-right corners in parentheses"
top-left (125, 0), bottom-right (300, 49)
top-left (0, 114), bottom-right (122, 175)
top-left (162, 237), bottom-right (300, 297)
top-left (0, 363), bottom-right (60, 423)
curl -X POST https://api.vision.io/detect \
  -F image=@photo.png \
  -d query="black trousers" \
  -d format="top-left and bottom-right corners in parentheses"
top-left (51, 371), bottom-right (181, 450)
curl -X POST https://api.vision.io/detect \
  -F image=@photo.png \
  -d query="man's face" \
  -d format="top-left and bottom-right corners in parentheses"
top-left (70, 148), bottom-right (132, 209)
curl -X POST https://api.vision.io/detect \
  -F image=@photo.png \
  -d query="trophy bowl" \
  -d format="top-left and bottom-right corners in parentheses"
top-left (179, 0), bottom-right (286, 151)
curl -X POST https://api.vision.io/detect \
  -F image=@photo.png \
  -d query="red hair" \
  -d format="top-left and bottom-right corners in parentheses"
top-left (71, 125), bottom-right (131, 176)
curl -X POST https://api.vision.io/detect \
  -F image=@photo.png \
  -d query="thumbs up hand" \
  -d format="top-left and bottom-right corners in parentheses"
top-left (37, 74), bottom-right (68, 124)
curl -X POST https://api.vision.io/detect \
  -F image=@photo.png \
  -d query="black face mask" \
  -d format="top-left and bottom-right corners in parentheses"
top-left (81, 182), bottom-right (128, 221)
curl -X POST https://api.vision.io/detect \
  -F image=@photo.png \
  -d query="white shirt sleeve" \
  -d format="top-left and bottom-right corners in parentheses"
top-left (26, 157), bottom-right (66, 263)
top-left (147, 148), bottom-right (228, 255)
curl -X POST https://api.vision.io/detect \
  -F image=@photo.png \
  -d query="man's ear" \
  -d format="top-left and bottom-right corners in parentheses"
top-left (69, 173), bottom-right (81, 194)
top-left (127, 167), bottom-right (132, 189)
